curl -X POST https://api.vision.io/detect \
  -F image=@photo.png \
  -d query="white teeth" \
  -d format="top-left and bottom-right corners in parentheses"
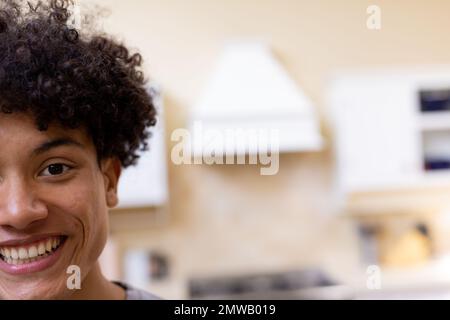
top-left (18, 248), bottom-right (27, 260)
top-left (0, 237), bottom-right (63, 265)
top-left (28, 246), bottom-right (38, 259)
top-left (45, 239), bottom-right (52, 252)
top-left (38, 243), bottom-right (45, 255)
top-left (4, 248), bottom-right (10, 259)
top-left (11, 248), bottom-right (18, 260)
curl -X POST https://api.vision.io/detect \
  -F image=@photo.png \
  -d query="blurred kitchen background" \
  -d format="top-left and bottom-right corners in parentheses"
top-left (78, 0), bottom-right (450, 299)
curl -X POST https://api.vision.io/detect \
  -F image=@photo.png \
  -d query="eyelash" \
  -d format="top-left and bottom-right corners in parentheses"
top-left (39, 163), bottom-right (74, 177)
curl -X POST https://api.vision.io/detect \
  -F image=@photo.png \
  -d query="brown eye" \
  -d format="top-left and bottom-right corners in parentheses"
top-left (40, 163), bottom-right (71, 177)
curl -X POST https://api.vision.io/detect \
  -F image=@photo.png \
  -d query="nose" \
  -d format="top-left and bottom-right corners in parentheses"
top-left (0, 175), bottom-right (48, 230)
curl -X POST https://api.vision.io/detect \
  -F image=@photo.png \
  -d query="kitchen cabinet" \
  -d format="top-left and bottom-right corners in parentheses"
top-left (115, 86), bottom-right (168, 209)
top-left (329, 68), bottom-right (450, 196)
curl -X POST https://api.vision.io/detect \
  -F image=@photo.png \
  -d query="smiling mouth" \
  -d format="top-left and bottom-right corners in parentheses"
top-left (0, 236), bottom-right (67, 265)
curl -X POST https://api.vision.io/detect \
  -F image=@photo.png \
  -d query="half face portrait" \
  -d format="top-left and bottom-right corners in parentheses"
top-left (0, 0), bottom-right (157, 299)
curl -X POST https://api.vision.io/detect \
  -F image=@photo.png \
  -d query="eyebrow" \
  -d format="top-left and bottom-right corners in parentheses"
top-left (31, 137), bottom-right (84, 157)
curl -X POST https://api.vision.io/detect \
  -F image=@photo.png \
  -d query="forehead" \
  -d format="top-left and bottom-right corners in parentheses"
top-left (0, 112), bottom-right (92, 150)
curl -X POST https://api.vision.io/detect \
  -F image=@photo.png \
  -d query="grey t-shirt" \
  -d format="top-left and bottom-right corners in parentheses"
top-left (114, 281), bottom-right (162, 300)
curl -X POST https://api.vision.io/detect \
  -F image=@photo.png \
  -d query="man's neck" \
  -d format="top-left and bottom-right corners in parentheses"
top-left (69, 262), bottom-right (125, 300)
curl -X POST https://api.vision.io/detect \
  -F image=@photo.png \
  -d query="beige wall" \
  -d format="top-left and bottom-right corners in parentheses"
top-left (84, 0), bottom-right (450, 298)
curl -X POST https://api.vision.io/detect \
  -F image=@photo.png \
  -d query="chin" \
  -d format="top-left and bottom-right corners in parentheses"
top-left (2, 278), bottom-right (69, 300)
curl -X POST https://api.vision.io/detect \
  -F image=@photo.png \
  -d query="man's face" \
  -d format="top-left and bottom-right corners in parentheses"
top-left (0, 112), bottom-right (120, 299)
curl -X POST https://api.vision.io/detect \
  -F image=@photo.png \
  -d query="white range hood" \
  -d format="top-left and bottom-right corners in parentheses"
top-left (189, 42), bottom-right (323, 156)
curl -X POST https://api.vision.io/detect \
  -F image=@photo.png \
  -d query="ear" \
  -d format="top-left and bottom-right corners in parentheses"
top-left (101, 157), bottom-right (122, 208)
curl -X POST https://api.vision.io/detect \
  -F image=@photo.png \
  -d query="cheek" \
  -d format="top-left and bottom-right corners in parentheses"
top-left (52, 177), bottom-right (110, 267)
top-left (75, 185), bottom-right (109, 256)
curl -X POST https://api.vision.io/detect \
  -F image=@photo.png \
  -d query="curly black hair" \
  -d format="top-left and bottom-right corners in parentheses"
top-left (0, 0), bottom-right (157, 168)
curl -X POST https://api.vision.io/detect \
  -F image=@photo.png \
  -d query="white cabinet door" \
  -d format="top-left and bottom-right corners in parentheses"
top-left (116, 88), bottom-right (168, 208)
top-left (330, 75), bottom-right (421, 193)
